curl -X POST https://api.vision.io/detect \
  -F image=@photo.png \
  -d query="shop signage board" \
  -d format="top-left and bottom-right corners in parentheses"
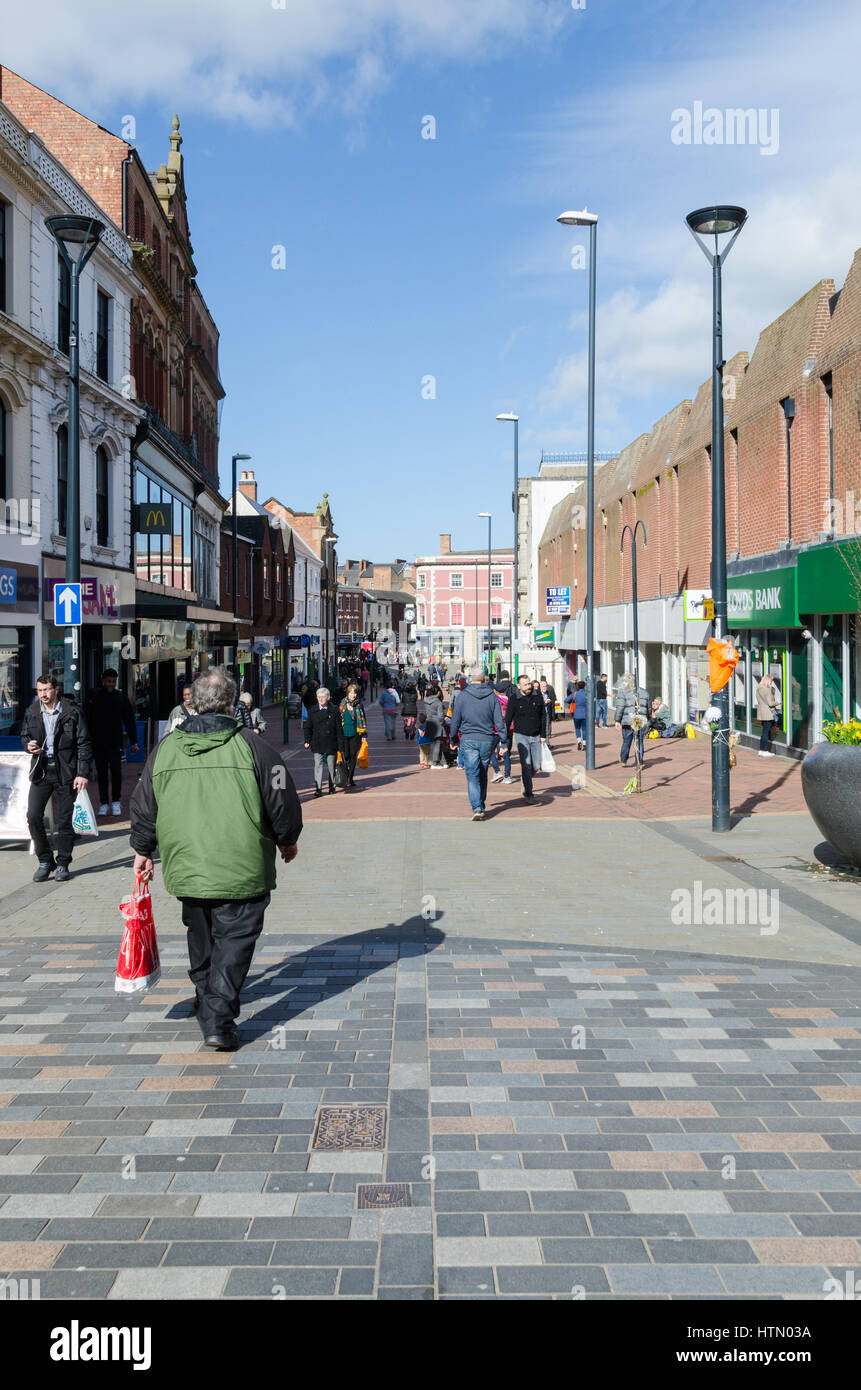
top-left (45, 568), bottom-right (132, 622)
top-left (534, 626), bottom-right (555, 646)
top-left (133, 502), bottom-right (174, 534)
top-left (0, 752), bottom-right (31, 840)
top-left (684, 588), bottom-right (713, 622)
top-left (727, 567), bottom-right (799, 627)
top-left (0, 567), bottom-right (17, 603)
top-left (545, 586), bottom-right (571, 616)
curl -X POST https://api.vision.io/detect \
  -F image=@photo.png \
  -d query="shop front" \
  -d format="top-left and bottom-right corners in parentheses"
top-left (0, 561), bottom-right (39, 742)
top-left (727, 564), bottom-right (805, 750)
top-left (133, 618), bottom-right (238, 747)
top-left (797, 542), bottom-right (861, 737)
top-left (42, 561), bottom-right (136, 701)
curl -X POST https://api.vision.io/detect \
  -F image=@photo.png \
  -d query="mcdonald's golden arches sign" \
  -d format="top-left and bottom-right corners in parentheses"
top-left (133, 503), bottom-right (174, 534)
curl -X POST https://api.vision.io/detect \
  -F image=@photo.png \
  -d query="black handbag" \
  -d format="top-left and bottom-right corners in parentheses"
top-left (334, 756), bottom-right (348, 789)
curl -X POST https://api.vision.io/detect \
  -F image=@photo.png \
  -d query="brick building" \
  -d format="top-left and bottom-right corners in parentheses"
top-left (538, 247), bottom-right (861, 752)
top-left (223, 469), bottom-right (295, 705)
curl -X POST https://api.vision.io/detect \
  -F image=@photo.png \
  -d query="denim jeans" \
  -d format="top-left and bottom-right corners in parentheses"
top-left (514, 733), bottom-right (541, 796)
top-left (620, 726), bottom-right (645, 764)
top-left (759, 718), bottom-right (776, 750)
top-left (491, 739), bottom-right (511, 777)
top-left (596, 698), bottom-right (608, 726)
top-left (382, 711), bottom-right (397, 739)
top-left (461, 738), bottom-right (493, 812)
top-left (573, 717), bottom-right (586, 741)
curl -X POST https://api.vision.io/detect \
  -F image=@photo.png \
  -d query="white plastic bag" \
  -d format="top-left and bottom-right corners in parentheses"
top-left (72, 787), bottom-right (99, 838)
top-left (541, 744), bottom-right (557, 774)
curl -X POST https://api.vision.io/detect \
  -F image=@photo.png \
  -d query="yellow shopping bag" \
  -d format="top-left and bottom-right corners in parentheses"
top-left (357, 737), bottom-right (369, 769)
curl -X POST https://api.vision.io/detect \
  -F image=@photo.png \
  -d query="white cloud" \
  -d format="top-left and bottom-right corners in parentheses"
top-left (1, 0), bottom-right (562, 126)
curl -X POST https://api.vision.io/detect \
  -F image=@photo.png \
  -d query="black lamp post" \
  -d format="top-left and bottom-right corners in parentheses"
top-left (620, 520), bottom-right (647, 679)
top-left (686, 205), bottom-right (748, 833)
top-left (46, 215), bottom-right (104, 700)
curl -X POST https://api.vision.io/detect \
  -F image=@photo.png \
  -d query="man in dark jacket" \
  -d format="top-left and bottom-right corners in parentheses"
top-left (130, 667), bottom-right (302, 1050)
top-left (538, 677), bottom-right (557, 746)
top-left (21, 674), bottom-right (93, 882)
top-left (614, 673), bottom-right (651, 767)
top-left (304, 686), bottom-right (341, 795)
top-left (84, 669), bottom-right (138, 816)
top-left (506, 673), bottom-right (548, 801)
top-left (448, 667), bottom-right (505, 820)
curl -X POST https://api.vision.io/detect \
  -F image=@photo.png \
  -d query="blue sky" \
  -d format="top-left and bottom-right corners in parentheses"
top-left (5, 0), bottom-right (861, 559)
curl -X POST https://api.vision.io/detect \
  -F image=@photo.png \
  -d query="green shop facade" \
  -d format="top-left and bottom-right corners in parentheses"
top-left (727, 544), bottom-right (860, 753)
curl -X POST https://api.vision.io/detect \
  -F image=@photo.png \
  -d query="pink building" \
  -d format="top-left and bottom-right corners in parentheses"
top-left (415, 533), bottom-right (514, 667)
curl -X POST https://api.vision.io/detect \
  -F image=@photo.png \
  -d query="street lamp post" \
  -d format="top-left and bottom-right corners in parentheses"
top-left (686, 205), bottom-right (748, 833)
top-left (324, 537), bottom-right (337, 684)
top-left (620, 521), bottom-right (647, 680)
top-left (478, 513), bottom-right (492, 672)
top-left (496, 413), bottom-right (519, 678)
top-left (557, 209), bottom-right (598, 770)
top-left (45, 214), bottom-right (105, 701)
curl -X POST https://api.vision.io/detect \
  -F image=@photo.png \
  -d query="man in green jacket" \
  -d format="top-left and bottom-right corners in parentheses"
top-left (129, 667), bottom-right (302, 1049)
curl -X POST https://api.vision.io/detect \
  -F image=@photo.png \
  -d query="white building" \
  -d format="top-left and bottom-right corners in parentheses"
top-left (287, 531), bottom-right (325, 684)
top-left (0, 99), bottom-right (140, 735)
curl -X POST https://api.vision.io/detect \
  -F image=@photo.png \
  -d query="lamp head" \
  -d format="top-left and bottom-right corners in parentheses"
top-left (233, 453), bottom-right (251, 462)
top-left (496, 413), bottom-right (518, 422)
top-left (477, 512), bottom-right (491, 518)
top-left (557, 209), bottom-right (598, 226)
top-left (686, 205), bottom-right (747, 235)
top-left (45, 214), bottom-right (105, 267)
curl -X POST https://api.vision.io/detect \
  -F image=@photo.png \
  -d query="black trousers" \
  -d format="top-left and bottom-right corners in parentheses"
top-left (27, 764), bottom-right (76, 865)
top-left (94, 744), bottom-right (123, 803)
top-left (341, 733), bottom-right (362, 783)
top-left (180, 893), bottom-right (270, 1035)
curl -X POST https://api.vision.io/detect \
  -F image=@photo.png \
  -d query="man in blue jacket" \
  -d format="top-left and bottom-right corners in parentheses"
top-left (449, 667), bottom-right (506, 821)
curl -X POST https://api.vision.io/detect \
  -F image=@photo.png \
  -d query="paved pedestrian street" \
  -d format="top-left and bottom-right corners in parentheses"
top-left (2, 706), bottom-right (861, 1301)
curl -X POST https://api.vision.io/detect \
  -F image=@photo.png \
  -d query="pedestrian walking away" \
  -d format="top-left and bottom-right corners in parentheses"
top-left (490, 668), bottom-right (515, 783)
top-left (571, 680), bottom-right (587, 749)
top-left (233, 694), bottom-right (252, 728)
top-left (378, 681), bottom-right (401, 740)
top-left (304, 686), bottom-right (341, 794)
top-left (84, 667), bottom-right (139, 815)
top-left (418, 683), bottom-right (447, 769)
top-left (756, 673), bottom-right (780, 756)
top-left (449, 666), bottom-right (506, 819)
top-left (615, 673), bottom-right (650, 767)
top-left (506, 672), bottom-right (547, 802)
top-left (539, 677), bottom-right (557, 745)
top-left (595, 672), bottom-right (609, 728)
top-left (130, 667), bottom-right (302, 1050)
top-left (22, 673), bottom-right (93, 882)
top-left (338, 683), bottom-right (367, 787)
top-left (401, 681), bottom-right (418, 740)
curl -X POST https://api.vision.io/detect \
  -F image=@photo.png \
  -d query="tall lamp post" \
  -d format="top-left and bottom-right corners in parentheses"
top-left (324, 536), bottom-right (337, 684)
top-left (496, 413), bottom-right (519, 677)
top-left (231, 453), bottom-right (251, 663)
top-left (478, 512), bottom-right (492, 672)
top-left (557, 208), bottom-right (598, 770)
top-left (620, 521), bottom-right (647, 680)
top-left (46, 214), bottom-right (105, 701)
top-left (686, 205), bottom-right (747, 833)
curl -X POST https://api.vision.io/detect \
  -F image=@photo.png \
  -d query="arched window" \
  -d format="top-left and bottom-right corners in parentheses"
top-left (0, 395), bottom-right (7, 497)
top-left (96, 445), bottom-right (109, 546)
top-left (57, 424), bottom-right (68, 537)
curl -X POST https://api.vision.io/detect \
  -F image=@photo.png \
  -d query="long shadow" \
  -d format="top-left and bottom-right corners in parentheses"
top-left (165, 913), bottom-right (446, 1035)
top-left (729, 759), bottom-right (799, 821)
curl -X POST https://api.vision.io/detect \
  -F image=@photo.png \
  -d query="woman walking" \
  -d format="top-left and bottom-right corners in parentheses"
top-left (401, 681), bottom-right (418, 740)
top-left (419, 683), bottom-right (447, 769)
top-left (378, 681), bottom-right (401, 741)
top-left (304, 687), bottom-right (341, 796)
top-left (338, 683), bottom-right (367, 788)
top-left (571, 680), bottom-right (587, 750)
top-left (756, 674), bottom-right (779, 757)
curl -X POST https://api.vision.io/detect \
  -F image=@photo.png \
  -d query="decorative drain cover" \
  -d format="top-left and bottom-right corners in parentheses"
top-left (313, 1105), bottom-right (387, 1150)
top-left (357, 1183), bottom-right (411, 1209)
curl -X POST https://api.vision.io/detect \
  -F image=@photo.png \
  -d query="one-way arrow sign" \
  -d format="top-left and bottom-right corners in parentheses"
top-left (54, 582), bottom-right (82, 626)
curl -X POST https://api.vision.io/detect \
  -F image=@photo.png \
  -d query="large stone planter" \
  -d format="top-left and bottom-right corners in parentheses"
top-left (801, 742), bottom-right (861, 867)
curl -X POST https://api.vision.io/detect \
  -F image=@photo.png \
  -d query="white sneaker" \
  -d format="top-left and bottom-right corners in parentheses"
top-left (502, 777), bottom-right (512, 785)
top-left (759, 750), bottom-right (776, 758)
top-left (112, 801), bottom-right (122, 815)
top-left (491, 772), bottom-right (504, 783)
top-left (97, 803), bottom-right (109, 815)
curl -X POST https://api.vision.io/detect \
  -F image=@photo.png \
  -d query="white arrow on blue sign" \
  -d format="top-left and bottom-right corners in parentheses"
top-left (54, 582), bottom-right (82, 626)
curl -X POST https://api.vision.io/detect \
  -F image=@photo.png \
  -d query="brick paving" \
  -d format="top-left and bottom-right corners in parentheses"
top-left (1, 928), bottom-right (860, 1300)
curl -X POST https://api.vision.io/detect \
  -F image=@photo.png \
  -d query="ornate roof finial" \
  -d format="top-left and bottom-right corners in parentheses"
top-left (170, 114), bottom-right (182, 155)
top-left (167, 114), bottom-right (183, 189)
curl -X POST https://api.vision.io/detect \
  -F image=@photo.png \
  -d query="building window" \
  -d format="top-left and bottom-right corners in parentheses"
top-left (133, 197), bottom-right (145, 244)
top-left (823, 373), bottom-right (834, 509)
top-left (57, 254), bottom-right (70, 355)
top-left (96, 290), bottom-right (111, 382)
top-left (57, 424), bottom-right (68, 536)
top-left (246, 552), bottom-right (251, 596)
top-left (263, 558), bottom-right (270, 599)
top-left (95, 445), bottom-right (109, 546)
top-left (450, 572), bottom-right (463, 588)
top-left (491, 602), bottom-right (503, 626)
top-left (194, 525), bottom-right (216, 601)
top-left (0, 201), bottom-right (7, 314)
top-left (418, 572), bottom-right (427, 589)
top-left (225, 547), bottom-right (230, 595)
top-left (276, 563), bottom-right (282, 600)
top-left (450, 602), bottom-right (463, 626)
top-left (491, 572), bottom-right (503, 588)
top-left (418, 604), bottom-right (426, 627)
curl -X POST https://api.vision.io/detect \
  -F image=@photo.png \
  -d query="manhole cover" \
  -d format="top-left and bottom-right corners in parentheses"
top-left (313, 1105), bottom-right (387, 1150)
top-left (357, 1183), bottom-right (411, 1209)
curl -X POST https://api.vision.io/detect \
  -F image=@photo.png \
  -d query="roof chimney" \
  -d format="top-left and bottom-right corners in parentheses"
top-left (440, 533), bottom-right (451, 554)
top-left (238, 469), bottom-right (257, 502)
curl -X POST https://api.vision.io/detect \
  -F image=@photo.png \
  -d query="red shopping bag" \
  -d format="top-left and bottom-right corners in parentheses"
top-left (115, 873), bottom-right (161, 996)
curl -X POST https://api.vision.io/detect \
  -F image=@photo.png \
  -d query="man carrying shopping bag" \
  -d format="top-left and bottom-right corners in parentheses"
top-left (129, 668), bottom-right (302, 1050)
top-left (21, 673), bottom-right (92, 882)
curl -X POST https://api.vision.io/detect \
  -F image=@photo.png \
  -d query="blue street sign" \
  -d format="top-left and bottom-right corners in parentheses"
top-left (53, 582), bottom-right (82, 626)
